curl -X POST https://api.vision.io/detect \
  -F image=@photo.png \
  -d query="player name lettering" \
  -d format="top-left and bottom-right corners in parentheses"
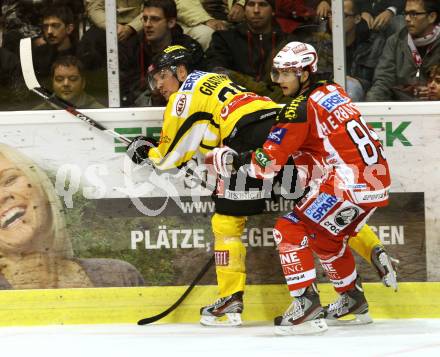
top-left (319, 102), bottom-right (359, 135)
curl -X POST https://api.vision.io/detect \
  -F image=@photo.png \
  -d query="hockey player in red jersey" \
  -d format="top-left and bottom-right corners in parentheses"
top-left (210, 41), bottom-right (391, 335)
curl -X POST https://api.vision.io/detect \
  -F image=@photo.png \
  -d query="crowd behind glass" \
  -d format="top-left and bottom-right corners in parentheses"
top-left (0, 0), bottom-right (439, 111)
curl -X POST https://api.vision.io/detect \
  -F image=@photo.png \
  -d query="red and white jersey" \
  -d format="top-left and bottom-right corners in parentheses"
top-left (248, 80), bottom-right (391, 207)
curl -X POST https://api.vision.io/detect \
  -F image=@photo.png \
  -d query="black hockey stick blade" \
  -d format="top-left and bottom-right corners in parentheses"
top-left (137, 254), bottom-right (214, 325)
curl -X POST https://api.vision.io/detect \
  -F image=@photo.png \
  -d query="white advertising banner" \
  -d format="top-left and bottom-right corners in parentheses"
top-left (0, 102), bottom-right (438, 287)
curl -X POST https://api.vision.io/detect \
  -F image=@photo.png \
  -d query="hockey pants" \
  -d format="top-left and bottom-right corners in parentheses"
top-left (274, 202), bottom-right (377, 295)
top-left (211, 213), bottom-right (381, 298)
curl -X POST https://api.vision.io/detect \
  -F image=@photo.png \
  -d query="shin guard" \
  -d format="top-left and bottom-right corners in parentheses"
top-left (319, 240), bottom-right (357, 293)
top-left (212, 213), bottom-right (247, 297)
top-left (279, 243), bottom-right (316, 295)
top-left (274, 218), bottom-right (316, 295)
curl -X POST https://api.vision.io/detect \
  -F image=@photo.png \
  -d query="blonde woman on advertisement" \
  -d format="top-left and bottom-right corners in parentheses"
top-left (0, 144), bottom-right (144, 289)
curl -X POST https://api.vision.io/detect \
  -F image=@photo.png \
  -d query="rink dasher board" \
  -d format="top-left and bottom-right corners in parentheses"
top-left (0, 103), bottom-right (439, 281)
top-left (0, 282), bottom-right (439, 326)
top-left (0, 104), bottom-right (439, 326)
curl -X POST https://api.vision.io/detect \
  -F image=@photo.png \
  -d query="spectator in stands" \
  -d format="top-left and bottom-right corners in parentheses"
top-left (358, 0), bottom-right (405, 34)
top-left (77, 0), bottom-right (143, 69)
top-left (0, 143), bottom-right (144, 289)
top-left (34, 56), bottom-right (104, 109)
top-left (275, 0), bottom-right (318, 34)
top-left (0, 46), bottom-right (20, 86)
top-left (222, 0), bottom-right (383, 102)
top-left (325, 0), bottom-right (386, 101)
top-left (1, 0), bottom-right (44, 55)
top-left (315, 0), bottom-right (332, 18)
top-left (1, 1), bottom-right (84, 55)
top-left (366, 0), bottom-right (440, 101)
top-left (290, 0), bottom-right (385, 102)
top-left (175, 0), bottom-right (246, 51)
top-left (118, 0), bottom-right (204, 107)
top-left (0, 46), bottom-right (24, 108)
top-left (205, 0), bottom-right (292, 101)
top-left (32, 5), bottom-right (77, 78)
top-left (427, 64), bottom-right (440, 100)
top-left (275, 1), bottom-right (372, 37)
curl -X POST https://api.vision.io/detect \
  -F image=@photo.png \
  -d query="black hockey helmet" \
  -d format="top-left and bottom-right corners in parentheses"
top-left (147, 45), bottom-right (193, 90)
top-left (148, 45), bottom-right (193, 75)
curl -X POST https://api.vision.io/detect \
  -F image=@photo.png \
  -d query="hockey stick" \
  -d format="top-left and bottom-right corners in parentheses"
top-left (19, 38), bottom-right (131, 145)
top-left (20, 38), bottom-right (216, 322)
top-left (19, 37), bottom-right (214, 191)
top-left (137, 255), bottom-right (214, 325)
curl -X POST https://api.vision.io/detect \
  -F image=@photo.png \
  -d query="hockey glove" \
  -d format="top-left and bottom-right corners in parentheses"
top-left (126, 136), bottom-right (157, 165)
top-left (205, 146), bottom-right (238, 177)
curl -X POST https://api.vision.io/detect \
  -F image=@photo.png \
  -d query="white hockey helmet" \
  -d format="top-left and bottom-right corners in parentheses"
top-left (270, 41), bottom-right (318, 83)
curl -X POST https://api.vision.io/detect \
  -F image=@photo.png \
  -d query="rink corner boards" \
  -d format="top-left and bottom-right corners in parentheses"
top-left (0, 283), bottom-right (439, 326)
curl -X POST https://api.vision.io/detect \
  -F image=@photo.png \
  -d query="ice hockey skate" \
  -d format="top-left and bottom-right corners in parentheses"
top-left (200, 291), bottom-right (243, 326)
top-left (274, 283), bottom-right (328, 335)
top-left (324, 275), bottom-right (373, 326)
top-left (371, 245), bottom-right (399, 291)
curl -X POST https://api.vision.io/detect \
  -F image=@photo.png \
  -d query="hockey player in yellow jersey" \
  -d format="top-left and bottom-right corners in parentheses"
top-left (126, 45), bottom-right (398, 326)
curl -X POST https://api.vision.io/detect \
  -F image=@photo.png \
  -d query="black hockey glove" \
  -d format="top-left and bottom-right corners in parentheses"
top-left (126, 136), bottom-right (157, 165)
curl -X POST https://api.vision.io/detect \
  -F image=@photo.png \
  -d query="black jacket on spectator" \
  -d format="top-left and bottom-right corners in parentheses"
top-left (118, 25), bottom-right (204, 107)
top-left (357, 0), bottom-right (404, 16)
top-left (299, 20), bottom-right (386, 92)
top-left (32, 42), bottom-right (77, 78)
top-left (205, 22), bottom-right (289, 82)
top-left (0, 47), bottom-right (20, 85)
top-left (0, 46), bottom-right (26, 110)
top-left (347, 31), bottom-right (387, 92)
top-left (1, 0), bottom-right (84, 55)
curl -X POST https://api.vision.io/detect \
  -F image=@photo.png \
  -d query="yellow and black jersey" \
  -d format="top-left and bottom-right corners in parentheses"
top-left (148, 70), bottom-right (282, 170)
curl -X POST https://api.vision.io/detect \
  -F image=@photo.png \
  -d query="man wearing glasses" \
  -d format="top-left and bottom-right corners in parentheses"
top-left (118, 0), bottom-right (204, 106)
top-left (32, 6), bottom-right (77, 78)
top-left (366, 0), bottom-right (440, 101)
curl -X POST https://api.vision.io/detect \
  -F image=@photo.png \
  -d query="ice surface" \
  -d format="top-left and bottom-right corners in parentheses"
top-left (1, 319), bottom-right (439, 357)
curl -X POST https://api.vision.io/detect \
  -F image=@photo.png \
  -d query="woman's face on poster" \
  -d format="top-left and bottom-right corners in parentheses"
top-left (0, 154), bottom-right (51, 253)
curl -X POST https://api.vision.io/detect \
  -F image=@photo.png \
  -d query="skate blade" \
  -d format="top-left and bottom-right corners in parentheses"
top-left (274, 318), bottom-right (328, 336)
top-left (326, 313), bottom-right (373, 326)
top-left (384, 273), bottom-right (398, 292)
top-left (200, 313), bottom-right (242, 327)
top-left (379, 252), bottom-right (398, 292)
